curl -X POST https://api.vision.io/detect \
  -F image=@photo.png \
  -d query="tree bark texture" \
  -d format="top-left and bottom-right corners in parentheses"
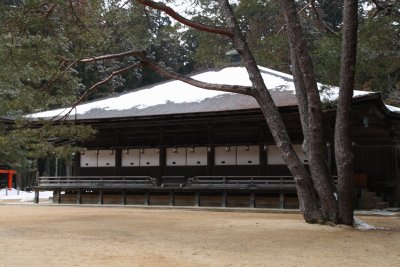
top-left (282, 0), bottom-right (338, 223)
top-left (289, 42), bottom-right (309, 154)
top-left (219, 0), bottom-right (323, 223)
top-left (335, 0), bottom-right (359, 226)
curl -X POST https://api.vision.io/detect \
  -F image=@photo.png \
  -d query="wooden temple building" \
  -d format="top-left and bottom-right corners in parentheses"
top-left (31, 66), bottom-right (400, 209)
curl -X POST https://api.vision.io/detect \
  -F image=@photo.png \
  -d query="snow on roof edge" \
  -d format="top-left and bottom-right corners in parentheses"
top-left (386, 104), bottom-right (400, 113)
top-left (27, 65), bottom-right (399, 119)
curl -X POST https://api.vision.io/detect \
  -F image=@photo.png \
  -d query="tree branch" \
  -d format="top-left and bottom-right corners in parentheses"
top-left (42, 60), bottom-right (78, 93)
top-left (55, 62), bottom-right (142, 121)
top-left (49, 49), bottom-right (143, 97)
top-left (67, 0), bottom-right (91, 31)
top-left (278, 1), bottom-right (336, 35)
top-left (138, 56), bottom-right (253, 96)
top-left (370, 0), bottom-right (400, 18)
top-left (41, 4), bottom-right (57, 18)
top-left (76, 49), bottom-right (145, 63)
top-left (135, 0), bottom-right (234, 38)
top-left (277, 1), bottom-right (313, 34)
top-left (310, 0), bottom-right (336, 33)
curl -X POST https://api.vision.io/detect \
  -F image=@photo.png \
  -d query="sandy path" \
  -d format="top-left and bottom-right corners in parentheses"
top-left (0, 205), bottom-right (399, 267)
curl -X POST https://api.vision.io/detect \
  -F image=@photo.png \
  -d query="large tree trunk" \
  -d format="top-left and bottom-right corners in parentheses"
top-left (335, 0), bottom-right (359, 226)
top-left (254, 90), bottom-right (323, 223)
top-left (282, 0), bottom-right (338, 223)
top-left (219, 0), bottom-right (323, 223)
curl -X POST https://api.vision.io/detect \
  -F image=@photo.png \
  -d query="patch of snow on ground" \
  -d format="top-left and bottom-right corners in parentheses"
top-left (0, 188), bottom-right (53, 202)
top-left (353, 216), bottom-right (386, 231)
top-left (353, 217), bottom-right (377, 230)
top-left (371, 209), bottom-right (398, 216)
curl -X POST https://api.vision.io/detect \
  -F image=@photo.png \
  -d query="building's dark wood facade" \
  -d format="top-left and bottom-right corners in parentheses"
top-left (36, 93), bottom-right (400, 208)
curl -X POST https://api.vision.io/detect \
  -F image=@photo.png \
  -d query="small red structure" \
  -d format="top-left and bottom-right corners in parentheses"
top-left (0, 169), bottom-right (16, 189)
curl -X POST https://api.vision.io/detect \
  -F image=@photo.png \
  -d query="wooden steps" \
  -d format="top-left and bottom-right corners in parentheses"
top-left (357, 189), bottom-right (389, 210)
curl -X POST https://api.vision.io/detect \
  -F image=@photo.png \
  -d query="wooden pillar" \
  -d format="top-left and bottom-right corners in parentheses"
top-left (121, 190), bottom-right (126, 205)
top-left (74, 153), bottom-right (80, 176)
top-left (207, 125), bottom-right (214, 176)
top-left (222, 191), bottom-right (227, 207)
top-left (259, 125), bottom-right (267, 176)
top-left (44, 158), bottom-right (51, 176)
top-left (159, 127), bottom-right (165, 178)
top-left (144, 192), bottom-right (149, 205)
top-left (57, 189), bottom-right (61, 204)
top-left (250, 192), bottom-right (256, 208)
top-left (76, 189), bottom-right (81, 204)
top-left (34, 189), bottom-right (39, 204)
top-left (169, 191), bottom-right (174, 206)
top-left (260, 144), bottom-right (267, 176)
top-left (195, 192), bottom-right (200, 207)
top-left (115, 129), bottom-right (121, 176)
top-left (16, 173), bottom-right (22, 190)
top-left (263, 145), bottom-right (269, 176)
top-left (98, 190), bottom-right (104, 205)
top-left (394, 146), bottom-right (400, 206)
top-left (279, 192), bottom-right (285, 209)
top-left (65, 158), bottom-right (72, 176)
top-left (115, 149), bottom-right (122, 177)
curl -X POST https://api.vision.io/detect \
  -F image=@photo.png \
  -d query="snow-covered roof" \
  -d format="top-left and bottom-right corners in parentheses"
top-left (29, 66), bottom-right (384, 120)
top-left (386, 105), bottom-right (400, 113)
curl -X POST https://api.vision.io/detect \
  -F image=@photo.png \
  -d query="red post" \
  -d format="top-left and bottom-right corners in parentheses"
top-left (8, 171), bottom-right (13, 189)
top-left (0, 170), bottom-right (16, 190)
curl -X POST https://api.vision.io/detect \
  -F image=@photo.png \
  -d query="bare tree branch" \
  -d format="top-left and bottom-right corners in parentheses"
top-left (138, 56), bottom-right (253, 96)
top-left (135, 0), bottom-right (234, 38)
top-left (277, 1), bottom-right (313, 34)
top-left (41, 4), bottom-right (57, 18)
top-left (310, 0), bottom-right (336, 33)
top-left (55, 62), bottom-right (142, 121)
top-left (278, 1), bottom-right (337, 35)
top-left (370, 0), bottom-right (400, 17)
top-left (42, 60), bottom-right (78, 93)
top-left (67, 0), bottom-right (91, 31)
top-left (76, 49), bottom-right (145, 63)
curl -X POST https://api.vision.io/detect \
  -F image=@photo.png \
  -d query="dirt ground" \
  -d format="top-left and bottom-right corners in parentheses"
top-left (0, 204), bottom-right (399, 267)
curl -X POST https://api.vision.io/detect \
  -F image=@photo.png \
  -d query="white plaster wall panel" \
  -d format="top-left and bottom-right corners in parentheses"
top-left (186, 147), bottom-right (208, 166)
top-left (267, 145), bottom-right (284, 165)
top-left (121, 149), bottom-right (140, 167)
top-left (267, 144), bottom-right (309, 165)
top-left (166, 147), bottom-right (187, 166)
top-left (215, 146), bottom-right (237, 165)
top-left (80, 150), bottom-right (98, 167)
top-left (97, 150), bottom-right (116, 167)
top-left (237, 145), bottom-right (260, 165)
top-left (294, 144), bottom-right (309, 164)
top-left (139, 148), bottom-right (160, 166)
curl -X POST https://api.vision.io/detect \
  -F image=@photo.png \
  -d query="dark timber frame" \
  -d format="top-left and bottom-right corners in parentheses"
top-left (35, 94), bottom-right (400, 207)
